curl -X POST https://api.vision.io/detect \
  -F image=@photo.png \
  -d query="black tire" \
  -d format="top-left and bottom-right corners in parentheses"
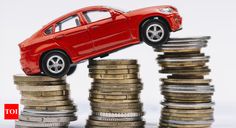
top-left (41, 50), bottom-right (70, 78)
top-left (141, 19), bottom-right (170, 47)
top-left (67, 65), bottom-right (77, 76)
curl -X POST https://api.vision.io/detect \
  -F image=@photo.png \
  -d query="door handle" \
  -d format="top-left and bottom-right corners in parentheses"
top-left (55, 34), bottom-right (65, 39)
top-left (91, 25), bottom-right (99, 29)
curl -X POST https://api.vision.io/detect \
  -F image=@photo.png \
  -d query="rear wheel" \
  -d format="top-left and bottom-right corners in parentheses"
top-left (141, 19), bottom-right (170, 47)
top-left (41, 50), bottom-right (70, 78)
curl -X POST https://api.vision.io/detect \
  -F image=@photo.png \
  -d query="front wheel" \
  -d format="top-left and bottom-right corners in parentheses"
top-left (141, 19), bottom-right (170, 47)
top-left (41, 50), bottom-right (70, 78)
top-left (67, 65), bottom-right (77, 76)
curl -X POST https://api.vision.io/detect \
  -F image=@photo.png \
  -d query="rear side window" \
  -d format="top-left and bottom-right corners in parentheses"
top-left (83, 10), bottom-right (111, 23)
top-left (44, 27), bottom-right (53, 35)
top-left (55, 15), bottom-right (81, 32)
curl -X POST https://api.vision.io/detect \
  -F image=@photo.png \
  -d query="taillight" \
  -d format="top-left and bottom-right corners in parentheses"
top-left (19, 43), bottom-right (26, 51)
top-left (170, 6), bottom-right (178, 12)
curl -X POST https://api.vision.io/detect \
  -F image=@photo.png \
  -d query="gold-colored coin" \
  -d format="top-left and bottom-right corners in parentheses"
top-left (91, 87), bottom-right (142, 92)
top-left (162, 108), bottom-right (214, 114)
top-left (21, 90), bottom-right (69, 97)
top-left (94, 79), bottom-right (141, 84)
top-left (13, 74), bottom-right (66, 82)
top-left (89, 98), bottom-right (139, 103)
top-left (92, 107), bottom-right (142, 113)
top-left (14, 81), bottom-right (66, 86)
top-left (159, 61), bottom-right (207, 68)
top-left (88, 65), bottom-right (139, 70)
top-left (21, 99), bottom-right (72, 107)
top-left (90, 90), bottom-right (140, 95)
top-left (161, 112), bottom-right (213, 118)
top-left (92, 83), bottom-right (142, 87)
top-left (161, 116), bottom-right (213, 121)
top-left (87, 120), bottom-right (145, 127)
top-left (89, 59), bottom-right (137, 65)
top-left (160, 66), bottom-right (210, 75)
top-left (17, 84), bottom-right (68, 91)
top-left (90, 94), bottom-right (139, 100)
top-left (91, 102), bottom-right (143, 109)
top-left (89, 69), bottom-right (139, 75)
top-left (21, 95), bottom-right (68, 101)
top-left (89, 74), bottom-right (138, 80)
top-left (159, 122), bottom-right (211, 128)
top-left (25, 105), bottom-right (76, 111)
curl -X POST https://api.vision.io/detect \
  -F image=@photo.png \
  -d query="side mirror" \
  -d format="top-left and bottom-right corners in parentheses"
top-left (111, 11), bottom-right (119, 20)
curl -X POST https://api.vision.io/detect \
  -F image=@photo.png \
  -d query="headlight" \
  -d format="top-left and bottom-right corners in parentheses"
top-left (158, 8), bottom-right (173, 14)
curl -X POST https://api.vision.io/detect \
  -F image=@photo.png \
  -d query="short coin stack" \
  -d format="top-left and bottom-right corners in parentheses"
top-left (155, 37), bottom-right (214, 128)
top-left (14, 75), bottom-right (77, 128)
top-left (86, 59), bottom-right (145, 128)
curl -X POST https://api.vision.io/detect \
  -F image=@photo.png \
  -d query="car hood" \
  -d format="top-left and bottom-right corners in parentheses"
top-left (125, 5), bottom-right (177, 15)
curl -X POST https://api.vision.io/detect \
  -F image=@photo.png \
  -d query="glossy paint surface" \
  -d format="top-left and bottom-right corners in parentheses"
top-left (19, 5), bottom-right (182, 74)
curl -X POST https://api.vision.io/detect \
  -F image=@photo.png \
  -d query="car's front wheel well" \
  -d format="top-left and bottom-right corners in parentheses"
top-left (139, 16), bottom-right (170, 41)
top-left (39, 49), bottom-right (72, 71)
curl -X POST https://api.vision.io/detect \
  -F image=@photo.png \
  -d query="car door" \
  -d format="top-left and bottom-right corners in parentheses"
top-left (82, 9), bottom-right (132, 52)
top-left (54, 14), bottom-right (93, 56)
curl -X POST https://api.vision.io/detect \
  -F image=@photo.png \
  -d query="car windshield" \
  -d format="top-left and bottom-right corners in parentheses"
top-left (106, 6), bottom-right (129, 13)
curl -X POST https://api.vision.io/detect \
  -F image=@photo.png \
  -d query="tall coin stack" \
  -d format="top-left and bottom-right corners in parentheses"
top-left (86, 59), bottom-right (145, 128)
top-left (156, 37), bottom-right (214, 128)
top-left (13, 75), bottom-right (77, 128)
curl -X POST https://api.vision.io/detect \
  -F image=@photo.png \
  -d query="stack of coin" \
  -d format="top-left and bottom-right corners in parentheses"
top-left (13, 75), bottom-right (77, 128)
top-left (155, 37), bottom-right (214, 128)
top-left (86, 59), bottom-right (145, 128)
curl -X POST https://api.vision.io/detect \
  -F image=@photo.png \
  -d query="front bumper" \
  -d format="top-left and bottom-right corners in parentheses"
top-left (20, 51), bottom-right (41, 75)
top-left (167, 13), bottom-right (182, 32)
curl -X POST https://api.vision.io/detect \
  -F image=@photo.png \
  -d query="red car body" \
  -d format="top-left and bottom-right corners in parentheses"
top-left (19, 5), bottom-right (182, 75)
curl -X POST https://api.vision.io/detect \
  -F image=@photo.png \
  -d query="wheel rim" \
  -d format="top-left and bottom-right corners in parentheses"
top-left (146, 24), bottom-right (164, 42)
top-left (46, 55), bottom-right (65, 74)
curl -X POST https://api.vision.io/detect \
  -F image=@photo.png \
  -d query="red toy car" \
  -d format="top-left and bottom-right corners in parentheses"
top-left (19, 5), bottom-right (182, 77)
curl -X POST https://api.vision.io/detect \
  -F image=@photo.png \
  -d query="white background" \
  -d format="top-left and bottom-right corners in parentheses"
top-left (1, 0), bottom-right (236, 127)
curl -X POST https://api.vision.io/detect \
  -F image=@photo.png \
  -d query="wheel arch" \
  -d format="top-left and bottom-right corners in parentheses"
top-left (139, 16), bottom-right (171, 41)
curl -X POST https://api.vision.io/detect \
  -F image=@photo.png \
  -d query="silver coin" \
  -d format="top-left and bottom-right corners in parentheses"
top-left (19, 115), bottom-right (77, 123)
top-left (169, 36), bottom-right (211, 42)
top-left (161, 102), bottom-right (214, 109)
top-left (92, 112), bottom-right (144, 118)
top-left (161, 119), bottom-right (214, 125)
top-left (23, 109), bottom-right (76, 114)
top-left (89, 115), bottom-right (142, 122)
top-left (21, 111), bottom-right (75, 117)
top-left (158, 56), bottom-right (209, 63)
top-left (161, 41), bottom-right (207, 47)
top-left (15, 121), bottom-right (69, 127)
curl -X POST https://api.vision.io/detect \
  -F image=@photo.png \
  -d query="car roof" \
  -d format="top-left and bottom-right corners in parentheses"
top-left (42, 6), bottom-right (110, 30)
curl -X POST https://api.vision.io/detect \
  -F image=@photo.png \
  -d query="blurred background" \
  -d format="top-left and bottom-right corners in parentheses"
top-left (0, 0), bottom-right (236, 127)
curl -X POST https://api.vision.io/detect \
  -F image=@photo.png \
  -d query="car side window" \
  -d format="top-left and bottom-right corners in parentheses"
top-left (55, 15), bottom-right (80, 32)
top-left (83, 10), bottom-right (111, 23)
top-left (44, 27), bottom-right (53, 35)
